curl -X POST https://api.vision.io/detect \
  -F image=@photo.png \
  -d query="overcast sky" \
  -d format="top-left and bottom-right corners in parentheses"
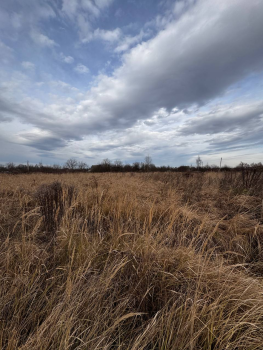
top-left (0, 0), bottom-right (263, 167)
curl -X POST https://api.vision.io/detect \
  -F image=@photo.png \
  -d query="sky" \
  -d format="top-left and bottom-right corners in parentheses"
top-left (0, 0), bottom-right (263, 167)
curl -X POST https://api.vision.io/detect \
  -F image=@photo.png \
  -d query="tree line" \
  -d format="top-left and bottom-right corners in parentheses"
top-left (0, 156), bottom-right (262, 174)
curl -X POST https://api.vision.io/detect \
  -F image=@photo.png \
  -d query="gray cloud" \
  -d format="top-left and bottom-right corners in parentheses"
top-left (61, 0), bottom-right (115, 41)
top-left (55, 0), bottom-right (263, 140)
top-left (208, 125), bottom-right (263, 151)
top-left (74, 64), bottom-right (90, 74)
top-left (101, 0), bottom-right (263, 121)
top-left (0, 40), bottom-right (14, 64)
top-left (1, 0), bottom-right (263, 161)
top-left (0, 95), bottom-right (52, 127)
top-left (0, 95), bottom-right (17, 121)
top-left (30, 30), bottom-right (57, 48)
top-left (180, 102), bottom-right (263, 135)
top-left (177, 101), bottom-right (263, 160)
top-left (0, 0), bottom-right (56, 40)
top-left (0, 114), bottom-right (12, 122)
top-left (18, 132), bottom-right (68, 151)
top-left (144, 120), bottom-right (155, 126)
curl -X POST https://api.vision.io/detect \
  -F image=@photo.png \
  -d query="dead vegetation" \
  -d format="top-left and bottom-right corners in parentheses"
top-left (0, 171), bottom-right (263, 349)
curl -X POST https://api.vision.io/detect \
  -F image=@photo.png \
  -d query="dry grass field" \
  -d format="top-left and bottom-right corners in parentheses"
top-left (0, 171), bottom-right (263, 349)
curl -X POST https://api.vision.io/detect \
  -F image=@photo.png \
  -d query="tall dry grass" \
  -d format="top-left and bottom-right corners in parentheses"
top-left (0, 172), bottom-right (263, 349)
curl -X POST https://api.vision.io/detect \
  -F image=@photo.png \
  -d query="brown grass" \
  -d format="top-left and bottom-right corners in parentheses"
top-left (0, 172), bottom-right (263, 349)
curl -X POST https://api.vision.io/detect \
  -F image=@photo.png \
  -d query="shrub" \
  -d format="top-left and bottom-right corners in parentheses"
top-left (35, 181), bottom-right (75, 233)
top-left (220, 167), bottom-right (263, 195)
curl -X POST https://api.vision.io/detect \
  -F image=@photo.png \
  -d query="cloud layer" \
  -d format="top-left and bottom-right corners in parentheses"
top-left (21, 1), bottom-right (263, 134)
top-left (0, 0), bottom-right (263, 165)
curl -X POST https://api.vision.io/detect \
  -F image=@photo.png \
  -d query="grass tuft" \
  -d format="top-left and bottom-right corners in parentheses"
top-left (0, 172), bottom-right (263, 349)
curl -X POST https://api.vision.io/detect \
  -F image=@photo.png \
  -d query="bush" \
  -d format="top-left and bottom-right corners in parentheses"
top-left (35, 181), bottom-right (75, 233)
top-left (220, 167), bottom-right (263, 195)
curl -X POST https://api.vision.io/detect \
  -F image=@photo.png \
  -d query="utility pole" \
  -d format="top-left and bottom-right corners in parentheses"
top-left (219, 158), bottom-right (222, 171)
top-left (196, 156), bottom-right (202, 169)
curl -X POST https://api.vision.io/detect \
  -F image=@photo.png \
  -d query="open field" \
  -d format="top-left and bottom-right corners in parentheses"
top-left (0, 172), bottom-right (263, 349)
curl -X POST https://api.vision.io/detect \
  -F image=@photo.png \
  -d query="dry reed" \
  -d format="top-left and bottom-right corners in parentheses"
top-left (0, 172), bottom-right (263, 349)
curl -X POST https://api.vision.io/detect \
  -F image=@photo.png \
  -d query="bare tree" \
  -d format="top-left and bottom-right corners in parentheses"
top-left (144, 155), bottom-right (152, 166)
top-left (100, 158), bottom-right (112, 172)
top-left (53, 164), bottom-right (62, 170)
top-left (78, 161), bottom-right (88, 170)
top-left (6, 162), bottom-right (15, 170)
top-left (114, 160), bottom-right (123, 167)
top-left (65, 158), bottom-right (78, 170)
top-left (144, 155), bottom-right (153, 172)
top-left (196, 156), bottom-right (202, 169)
top-left (113, 160), bottom-right (123, 172)
top-left (133, 162), bottom-right (140, 171)
top-left (102, 158), bottom-right (111, 166)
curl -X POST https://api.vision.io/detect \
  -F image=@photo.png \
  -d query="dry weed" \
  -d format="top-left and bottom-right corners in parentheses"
top-left (0, 172), bottom-right (263, 349)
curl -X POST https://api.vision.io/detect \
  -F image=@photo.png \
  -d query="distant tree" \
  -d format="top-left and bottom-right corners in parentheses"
top-left (101, 158), bottom-right (112, 172)
top-left (132, 162), bottom-right (140, 171)
top-left (144, 155), bottom-right (153, 171)
top-left (251, 162), bottom-right (263, 168)
top-left (144, 155), bottom-right (152, 166)
top-left (65, 158), bottom-right (78, 170)
top-left (90, 165), bottom-right (100, 172)
top-left (114, 160), bottom-right (123, 167)
top-left (236, 162), bottom-right (250, 169)
top-left (177, 165), bottom-right (190, 172)
top-left (113, 160), bottom-right (123, 172)
top-left (78, 161), bottom-right (88, 170)
top-left (53, 164), bottom-right (62, 170)
top-left (102, 158), bottom-right (111, 166)
top-left (196, 156), bottom-right (202, 169)
top-left (203, 164), bottom-right (211, 171)
top-left (124, 164), bottom-right (132, 172)
top-left (221, 165), bottom-right (231, 171)
top-left (6, 162), bottom-right (15, 170)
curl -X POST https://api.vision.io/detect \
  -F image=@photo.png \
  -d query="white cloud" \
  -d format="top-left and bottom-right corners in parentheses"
top-left (0, 40), bottom-right (13, 63)
top-left (61, 0), bottom-right (116, 42)
top-left (30, 31), bottom-right (57, 47)
top-left (115, 8), bottom-right (123, 17)
top-left (77, 14), bottom-right (92, 40)
top-left (74, 63), bottom-right (89, 74)
top-left (94, 0), bottom-right (114, 10)
top-left (61, 0), bottom-right (114, 18)
top-left (93, 28), bottom-right (121, 42)
top-left (1, 0), bottom-right (263, 166)
top-left (0, 1), bottom-right (56, 43)
top-left (64, 56), bottom-right (74, 64)
top-left (81, 0), bottom-right (100, 17)
top-left (21, 61), bottom-right (35, 71)
top-left (60, 52), bottom-right (74, 64)
top-left (114, 29), bottom-right (151, 53)
top-left (60, 0), bottom-right (262, 138)
top-left (49, 80), bottom-right (79, 93)
top-left (82, 28), bottom-right (122, 43)
top-left (173, 0), bottom-right (196, 16)
top-left (11, 13), bottom-right (23, 30)
top-left (179, 102), bottom-right (263, 135)
top-left (62, 0), bottom-right (79, 18)
top-left (0, 9), bottom-right (10, 30)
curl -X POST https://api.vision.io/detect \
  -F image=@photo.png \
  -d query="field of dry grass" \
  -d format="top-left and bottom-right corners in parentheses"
top-left (0, 172), bottom-right (263, 349)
